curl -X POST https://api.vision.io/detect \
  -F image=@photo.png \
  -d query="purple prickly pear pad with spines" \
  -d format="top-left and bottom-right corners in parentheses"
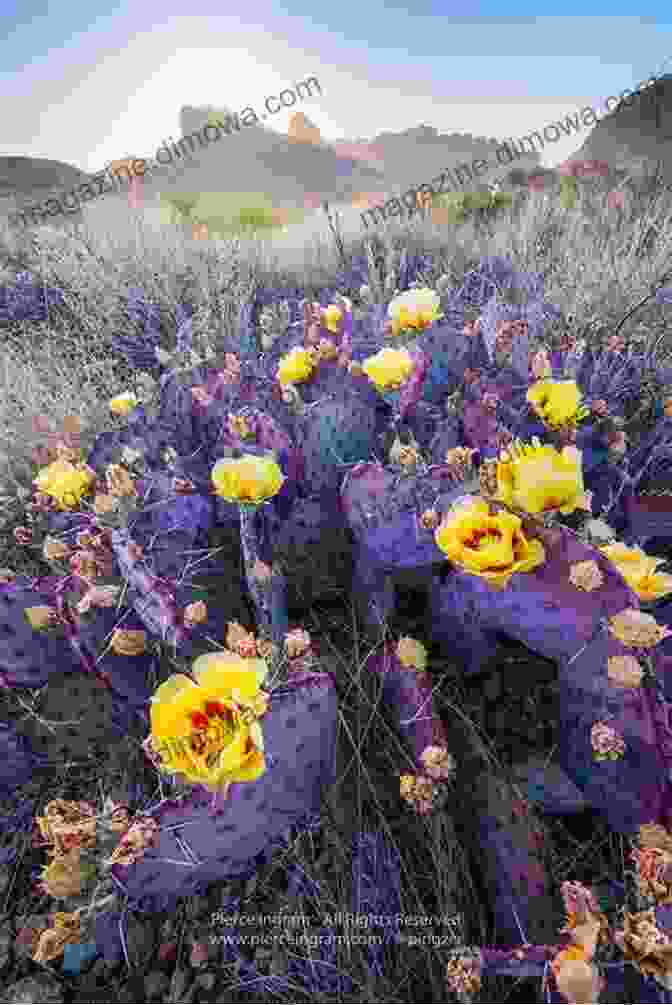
top-left (113, 676), bottom-right (338, 905)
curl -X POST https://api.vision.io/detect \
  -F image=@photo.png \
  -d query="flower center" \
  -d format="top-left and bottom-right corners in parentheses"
top-left (189, 701), bottom-right (236, 757)
top-left (464, 528), bottom-right (501, 549)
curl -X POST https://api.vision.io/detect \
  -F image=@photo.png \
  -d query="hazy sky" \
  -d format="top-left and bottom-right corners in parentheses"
top-left (3, 4), bottom-right (672, 174)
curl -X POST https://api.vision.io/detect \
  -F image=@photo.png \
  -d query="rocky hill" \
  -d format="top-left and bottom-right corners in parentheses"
top-left (567, 73), bottom-right (672, 182)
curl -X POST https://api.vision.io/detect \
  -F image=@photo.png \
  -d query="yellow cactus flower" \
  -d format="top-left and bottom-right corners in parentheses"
top-left (276, 347), bottom-right (317, 386)
top-left (33, 459), bottom-right (96, 511)
top-left (601, 542), bottom-right (672, 602)
top-left (527, 379), bottom-right (589, 429)
top-left (149, 651), bottom-right (269, 792)
top-left (435, 496), bottom-right (545, 589)
top-left (362, 347), bottom-right (415, 391)
top-left (496, 439), bottom-right (591, 516)
top-left (322, 303), bottom-right (344, 333)
top-left (387, 288), bottom-right (443, 337)
top-left (109, 392), bottom-right (139, 416)
top-left (211, 455), bottom-right (285, 505)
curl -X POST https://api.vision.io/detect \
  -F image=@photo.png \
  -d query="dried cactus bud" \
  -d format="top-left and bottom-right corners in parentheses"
top-left (284, 628), bottom-right (311, 659)
top-left (93, 492), bottom-right (119, 515)
top-left (184, 600), bottom-right (208, 625)
top-left (252, 559), bottom-right (273, 583)
top-left (110, 628), bottom-right (147, 656)
top-left (569, 560), bottom-right (604, 592)
top-left (13, 526), bottom-right (33, 546)
top-left (396, 636), bottom-right (427, 670)
top-left (228, 413), bottom-right (253, 440)
top-left (420, 745), bottom-right (456, 781)
top-left (25, 606), bottom-right (58, 631)
top-left (225, 621), bottom-right (257, 654)
top-left (43, 536), bottom-right (71, 561)
top-left (317, 339), bottom-right (339, 362)
top-left (39, 850), bottom-right (83, 899)
top-left (107, 804), bottom-right (132, 832)
top-left (390, 437), bottom-right (421, 468)
top-left (256, 638), bottom-right (278, 662)
top-left (106, 464), bottom-right (137, 498)
top-left (173, 477), bottom-right (195, 494)
top-left (420, 508), bottom-right (440, 530)
top-left (479, 459), bottom-right (499, 498)
top-left (69, 550), bottom-right (100, 581)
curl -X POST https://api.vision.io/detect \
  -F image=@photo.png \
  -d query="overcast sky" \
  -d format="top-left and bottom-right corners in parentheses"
top-left (2, 4), bottom-right (672, 174)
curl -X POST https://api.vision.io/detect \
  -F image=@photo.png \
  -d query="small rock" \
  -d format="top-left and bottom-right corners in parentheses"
top-left (144, 970), bottom-right (170, 1001)
top-left (0, 977), bottom-right (64, 1004)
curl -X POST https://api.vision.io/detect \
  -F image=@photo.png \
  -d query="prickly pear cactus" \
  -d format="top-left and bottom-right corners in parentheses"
top-left (113, 676), bottom-right (338, 908)
top-left (431, 524), bottom-right (672, 836)
top-left (0, 721), bottom-right (38, 792)
top-left (366, 641), bottom-right (447, 764)
top-left (299, 394), bottom-right (380, 496)
top-left (340, 461), bottom-right (468, 629)
top-left (274, 495), bottom-right (352, 606)
top-left (0, 579), bottom-right (83, 688)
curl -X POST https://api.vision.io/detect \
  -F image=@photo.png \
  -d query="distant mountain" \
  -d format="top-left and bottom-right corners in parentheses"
top-left (135, 103), bottom-right (387, 209)
top-left (568, 74), bottom-right (672, 182)
top-left (0, 155), bottom-right (89, 225)
top-left (351, 124), bottom-right (542, 192)
top-left (143, 112), bottom-right (543, 213)
top-left (0, 110), bottom-right (548, 234)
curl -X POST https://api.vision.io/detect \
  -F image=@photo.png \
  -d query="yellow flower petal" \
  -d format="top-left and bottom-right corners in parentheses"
top-left (211, 455), bottom-right (284, 504)
top-left (191, 651), bottom-right (268, 699)
top-left (495, 441), bottom-right (586, 516)
top-left (527, 379), bottom-right (584, 429)
top-left (277, 347), bottom-right (317, 385)
top-left (361, 347), bottom-right (415, 390)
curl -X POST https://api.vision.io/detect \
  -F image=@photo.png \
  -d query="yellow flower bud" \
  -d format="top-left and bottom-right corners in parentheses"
top-left (109, 392), bottom-right (139, 417)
